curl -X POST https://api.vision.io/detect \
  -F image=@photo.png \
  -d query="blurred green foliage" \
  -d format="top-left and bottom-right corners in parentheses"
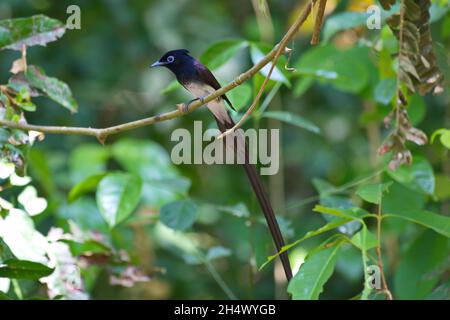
top-left (0, 0), bottom-right (449, 300)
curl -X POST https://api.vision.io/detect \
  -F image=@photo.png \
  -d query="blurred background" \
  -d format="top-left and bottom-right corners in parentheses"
top-left (0, 0), bottom-right (449, 300)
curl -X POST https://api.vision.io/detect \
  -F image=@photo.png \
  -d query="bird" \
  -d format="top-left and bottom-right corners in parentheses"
top-left (151, 49), bottom-right (293, 281)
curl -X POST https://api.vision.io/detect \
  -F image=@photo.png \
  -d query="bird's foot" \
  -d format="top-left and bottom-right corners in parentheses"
top-left (179, 97), bottom-right (206, 114)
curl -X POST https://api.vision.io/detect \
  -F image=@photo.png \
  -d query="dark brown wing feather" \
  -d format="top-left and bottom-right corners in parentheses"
top-left (193, 60), bottom-right (235, 111)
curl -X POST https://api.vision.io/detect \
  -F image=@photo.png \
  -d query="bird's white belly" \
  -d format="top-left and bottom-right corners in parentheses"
top-left (184, 82), bottom-right (231, 124)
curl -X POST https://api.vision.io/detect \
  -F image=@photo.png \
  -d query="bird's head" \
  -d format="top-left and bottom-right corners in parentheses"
top-left (150, 49), bottom-right (192, 72)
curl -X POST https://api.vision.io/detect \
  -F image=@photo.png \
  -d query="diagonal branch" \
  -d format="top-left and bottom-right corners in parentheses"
top-left (217, 0), bottom-right (317, 140)
top-left (0, 2), bottom-right (316, 144)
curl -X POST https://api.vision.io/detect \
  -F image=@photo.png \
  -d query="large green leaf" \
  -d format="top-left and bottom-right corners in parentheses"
top-left (261, 111), bottom-right (320, 134)
top-left (296, 45), bottom-right (371, 93)
top-left (112, 139), bottom-right (190, 207)
top-left (200, 39), bottom-right (248, 70)
top-left (384, 210), bottom-right (450, 238)
top-left (96, 172), bottom-right (142, 227)
top-left (386, 156), bottom-right (435, 195)
top-left (0, 209), bottom-right (48, 263)
top-left (0, 259), bottom-right (53, 280)
top-left (0, 15), bottom-right (65, 50)
top-left (288, 242), bottom-right (343, 300)
top-left (160, 199), bottom-right (198, 231)
top-left (24, 65), bottom-right (78, 113)
top-left (394, 231), bottom-right (449, 299)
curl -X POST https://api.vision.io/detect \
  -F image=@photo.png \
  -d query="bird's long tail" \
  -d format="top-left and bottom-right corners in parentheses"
top-left (214, 117), bottom-right (293, 281)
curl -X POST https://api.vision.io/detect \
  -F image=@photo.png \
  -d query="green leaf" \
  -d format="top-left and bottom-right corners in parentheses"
top-left (408, 94), bottom-right (426, 126)
top-left (160, 199), bottom-right (198, 231)
top-left (0, 209), bottom-right (48, 262)
top-left (382, 181), bottom-right (425, 214)
top-left (250, 44), bottom-right (289, 85)
top-left (0, 15), bottom-right (65, 50)
top-left (260, 217), bottom-right (351, 270)
top-left (435, 175), bottom-right (450, 201)
top-left (384, 210), bottom-right (450, 238)
top-left (322, 12), bottom-right (372, 42)
top-left (313, 205), bottom-right (368, 221)
top-left (350, 229), bottom-right (378, 250)
top-left (373, 78), bottom-right (396, 105)
top-left (68, 173), bottom-right (107, 203)
top-left (0, 291), bottom-right (12, 300)
top-left (296, 45), bottom-right (371, 93)
top-left (386, 156), bottom-right (435, 195)
top-left (431, 129), bottom-right (450, 150)
top-left (288, 242), bottom-right (343, 300)
top-left (69, 144), bottom-right (109, 183)
top-left (96, 172), bottom-right (142, 227)
top-left (261, 111), bottom-right (320, 134)
top-left (293, 77), bottom-right (314, 97)
top-left (62, 239), bottom-right (111, 257)
top-left (355, 182), bottom-right (392, 204)
top-left (0, 259), bottom-right (53, 280)
top-left (227, 82), bottom-right (251, 111)
top-left (24, 65), bottom-right (78, 113)
top-left (200, 39), bottom-right (248, 70)
top-left (394, 231), bottom-right (449, 299)
top-left (112, 139), bottom-right (189, 207)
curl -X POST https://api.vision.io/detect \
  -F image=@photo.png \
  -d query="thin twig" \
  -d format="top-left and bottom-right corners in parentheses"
top-left (217, 0), bottom-right (317, 140)
top-left (376, 199), bottom-right (394, 300)
top-left (311, 0), bottom-right (327, 45)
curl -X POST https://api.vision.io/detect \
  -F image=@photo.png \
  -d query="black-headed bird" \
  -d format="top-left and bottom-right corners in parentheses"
top-left (151, 49), bottom-right (292, 281)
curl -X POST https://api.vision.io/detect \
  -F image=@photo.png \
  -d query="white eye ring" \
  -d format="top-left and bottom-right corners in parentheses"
top-left (167, 55), bottom-right (175, 63)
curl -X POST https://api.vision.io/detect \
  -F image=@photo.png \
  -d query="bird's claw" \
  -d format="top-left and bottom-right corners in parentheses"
top-left (181, 97), bottom-right (206, 114)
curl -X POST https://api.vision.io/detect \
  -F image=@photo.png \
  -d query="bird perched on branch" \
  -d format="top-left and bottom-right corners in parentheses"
top-left (151, 49), bottom-right (292, 281)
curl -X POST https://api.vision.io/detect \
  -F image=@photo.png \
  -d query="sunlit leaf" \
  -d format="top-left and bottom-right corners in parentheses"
top-left (0, 15), bottom-right (65, 50)
top-left (18, 185), bottom-right (47, 216)
top-left (250, 44), bottom-right (289, 85)
top-left (288, 241), bottom-right (344, 300)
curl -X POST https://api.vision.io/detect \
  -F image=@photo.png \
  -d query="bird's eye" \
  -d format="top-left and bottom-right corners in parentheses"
top-left (167, 55), bottom-right (175, 63)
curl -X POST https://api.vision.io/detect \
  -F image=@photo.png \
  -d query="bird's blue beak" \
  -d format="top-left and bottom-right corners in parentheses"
top-left (150, 60), bottom-right (167, 68)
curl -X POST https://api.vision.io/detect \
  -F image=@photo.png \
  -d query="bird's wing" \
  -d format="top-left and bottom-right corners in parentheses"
top-left (193, 60), bottom-right (235, 111)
